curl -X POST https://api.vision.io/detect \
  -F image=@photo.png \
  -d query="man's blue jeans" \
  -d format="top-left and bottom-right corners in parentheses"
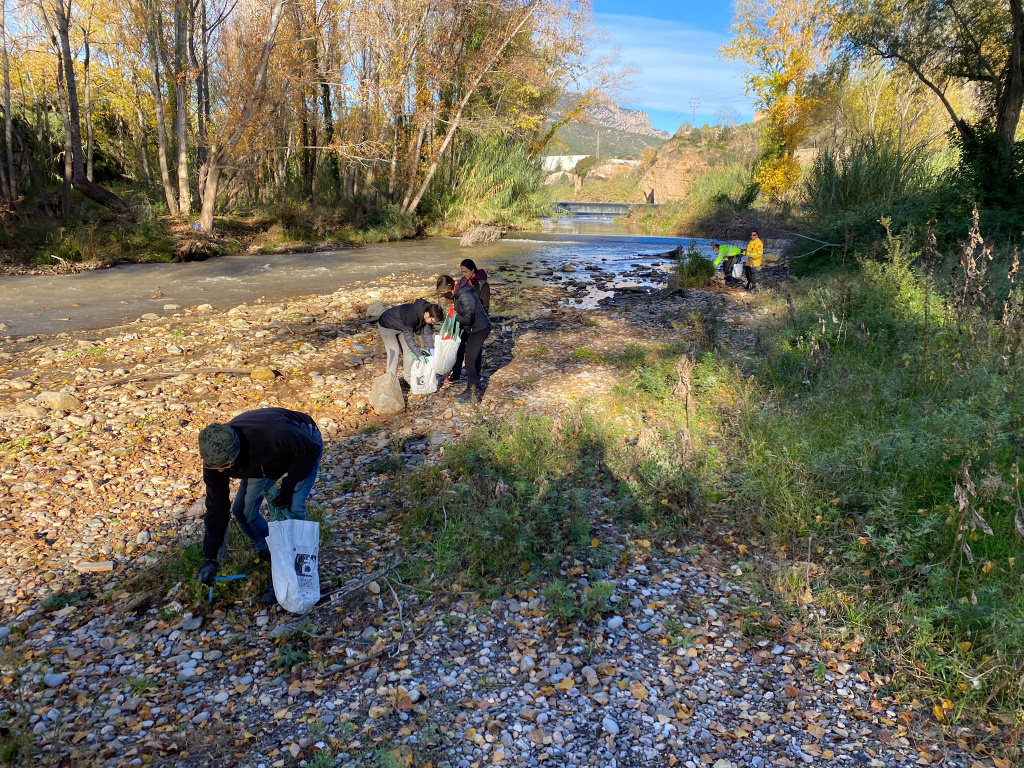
top-left (218, 427), bottom-right (323, 558)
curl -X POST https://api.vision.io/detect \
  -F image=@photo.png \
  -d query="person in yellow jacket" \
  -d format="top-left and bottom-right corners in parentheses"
top-left (744, 230), bottom-right (763, 291)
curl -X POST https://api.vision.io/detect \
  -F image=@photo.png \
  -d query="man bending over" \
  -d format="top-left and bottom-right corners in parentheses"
top-left (197, 407), bottom-right (323, 602)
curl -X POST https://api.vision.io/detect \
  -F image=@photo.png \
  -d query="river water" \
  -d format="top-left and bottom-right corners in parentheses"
top-left (0, 219), bottom-right (718, 337)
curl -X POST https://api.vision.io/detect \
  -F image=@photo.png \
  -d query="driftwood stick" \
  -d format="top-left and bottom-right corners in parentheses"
top-left (81, 367), bottom-right (257, 389)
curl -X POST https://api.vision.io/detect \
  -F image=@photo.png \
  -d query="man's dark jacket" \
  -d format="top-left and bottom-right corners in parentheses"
top-left (377, 298), bottom-right (436, 355)
top-left (202, 408), bottom-right (320, 561)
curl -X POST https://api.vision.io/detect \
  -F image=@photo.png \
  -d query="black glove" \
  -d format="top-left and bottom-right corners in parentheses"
top-left (275, 487), bottom-right (294, 511)
top-left (198, 561), bottom-right (218, 586)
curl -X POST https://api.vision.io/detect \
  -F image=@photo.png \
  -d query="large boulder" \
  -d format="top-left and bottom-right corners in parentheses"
top-left (250, 366), bottom-right (277, 382)
top-left (365, 301), bottom-right (386, 320)
top-left (370, 373), bottom-right (405, 415)
top-left (36, 391), bottom-right (82, 412)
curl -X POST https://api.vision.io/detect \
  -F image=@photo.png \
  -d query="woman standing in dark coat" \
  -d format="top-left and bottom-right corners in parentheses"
top-left (436, 274), bottom-right (490, 404)
top-left (460, 258), bottom-right (490, 313)
top-left (446, 259), bottom-right (491, 385)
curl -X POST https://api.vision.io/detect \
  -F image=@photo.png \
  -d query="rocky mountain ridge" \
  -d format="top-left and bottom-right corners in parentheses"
top-left (587, 103), bottom-right (671, 138)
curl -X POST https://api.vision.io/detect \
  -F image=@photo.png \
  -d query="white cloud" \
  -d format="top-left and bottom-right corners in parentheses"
top-left (594, 13), bottom-right (756, 125)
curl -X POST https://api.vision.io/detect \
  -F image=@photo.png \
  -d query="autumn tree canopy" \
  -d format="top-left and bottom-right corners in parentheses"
top-left (0, 0), bottom-right (610, 232)
top-left (722, 0), bottom-right (836, 198)
top-left (841, 0), bottom-right (1024, 153)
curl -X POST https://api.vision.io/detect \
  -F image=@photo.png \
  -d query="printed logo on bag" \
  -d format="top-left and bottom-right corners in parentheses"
top-left (294, 552), bottom-right (318, 579)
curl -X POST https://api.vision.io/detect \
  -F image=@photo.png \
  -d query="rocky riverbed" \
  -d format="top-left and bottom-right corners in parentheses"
top-left (0, 259), bottom-right (987, 768)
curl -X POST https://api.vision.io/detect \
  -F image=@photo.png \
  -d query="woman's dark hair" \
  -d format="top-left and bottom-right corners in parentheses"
top-left (460, 258), bottom-right (477, 272)
top-left (435, 274), bottom-right (456, 294)
top-left (425, 302), bottom-right (444, 322)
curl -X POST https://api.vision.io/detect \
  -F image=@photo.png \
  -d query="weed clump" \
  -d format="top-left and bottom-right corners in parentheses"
top-left (672, 240), bottom-right (717, 290)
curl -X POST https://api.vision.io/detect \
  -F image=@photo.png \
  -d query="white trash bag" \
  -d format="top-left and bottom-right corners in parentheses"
top-left (409, 353), bottom-right (439, 394)
top-left (267, 519), bottom-right (321, 614)
top-left (430, 314), bottom-right (462, 378)
top-left (731, 260), bottom-right (744, 280)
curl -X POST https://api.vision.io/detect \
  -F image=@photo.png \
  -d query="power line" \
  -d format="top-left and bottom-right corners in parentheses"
top-left (689, 97), bottom-right (699, 127)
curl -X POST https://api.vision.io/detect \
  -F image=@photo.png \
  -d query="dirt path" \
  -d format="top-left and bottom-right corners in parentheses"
top-left (0, 264), bottom-right (978, 768)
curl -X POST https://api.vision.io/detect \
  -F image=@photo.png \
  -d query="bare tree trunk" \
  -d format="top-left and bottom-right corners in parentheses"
top-left (146, 0), bottom-right (178, 214)
top-left (996, 0), bottom-right (1024, 153)
top-left (0, 125), bottom-right (8, 199)
top-left (82, 1), bottom-right (94, 182)
top-left (402, 2), bottom-right (537, 214)
top-left (173, 0), bottom-right (190, 215)
top-left (316, 32), bottom-right (336, 187)
top-left (199, 0), bottom-right (286, 232)
top-left (400, 121), bottom-right (425, 210)
top-left (300, 99), bottom-right (312, 198)
top-left (51, 0), bottom-right (132, 214)
top-left (387, 113), bottom-right (400, 198)
top-left (133, 97), bottom-right (153, 183)
top-left (55, 50), bottom-right (72, 215)
top-left (194, 0), bottom-right (209, 175)
top-left (0, 0), bottom-right (12, 200)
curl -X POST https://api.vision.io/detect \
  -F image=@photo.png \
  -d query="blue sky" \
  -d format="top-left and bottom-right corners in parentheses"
top-left (591, 1), bottom-right (756, 134)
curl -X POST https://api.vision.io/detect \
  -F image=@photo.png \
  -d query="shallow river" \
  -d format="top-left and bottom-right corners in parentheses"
top-left (0, 219), bottom-right (718, 337)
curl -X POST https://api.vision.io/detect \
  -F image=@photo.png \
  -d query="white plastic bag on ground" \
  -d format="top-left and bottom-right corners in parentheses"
top-left (409, 354), bottom-right (438, 394)
top-left (731, 261), bottom-right (744, 279)
top-left (267, 519), bottom-right (320, 614)
top-left (430, 315), bottom-right (462, 377)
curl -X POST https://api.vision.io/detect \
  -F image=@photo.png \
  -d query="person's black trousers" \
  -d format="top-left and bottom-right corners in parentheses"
top-left (744, 264), bottom-right (758, 289)
top-left (723, 258), bottom-right (738, 285)
top-left (450, 336), bottom-right (466, 381)
top-left (463, 327), bottom-right (490, 388)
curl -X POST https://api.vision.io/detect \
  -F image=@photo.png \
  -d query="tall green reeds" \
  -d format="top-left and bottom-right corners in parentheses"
top-left (439, 137), bottom-right (551, 231)
top-left (804, 138), bottom-right (933, 219)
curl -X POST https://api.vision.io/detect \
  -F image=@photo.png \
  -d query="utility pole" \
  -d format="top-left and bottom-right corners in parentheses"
top-left (689, 97), bottom-right (699, 127)
top-left (596, 129), bottom-right (600, 159)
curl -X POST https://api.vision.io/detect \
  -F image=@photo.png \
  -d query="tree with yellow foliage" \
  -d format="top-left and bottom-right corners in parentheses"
top-left (0, 0), bottom-right (614, 237)
top-left (722, 0), bottom-right (836, 199)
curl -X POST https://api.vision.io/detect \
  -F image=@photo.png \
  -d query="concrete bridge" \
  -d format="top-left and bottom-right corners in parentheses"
top-left (553, 201), bottom-right (660, 217)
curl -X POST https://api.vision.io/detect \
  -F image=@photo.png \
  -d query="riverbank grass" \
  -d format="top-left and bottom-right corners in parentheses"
top-left (395, 217), bottom-right (1024, 739)
top-left (1, 217), bottom-right (177, 268)
top-left (0, 201), bottom-right (422, 270)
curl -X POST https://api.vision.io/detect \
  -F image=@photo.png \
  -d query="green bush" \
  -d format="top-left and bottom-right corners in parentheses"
top-left (572, 155), bottom-right (598, 179)
top-left (397, 346), bottom-right (715, 591)
top-left (398, 414), bottom-right (604, 587)
top-left (673, 240), bottom-right (717, 289)
top-left (250, 199), bottom-right (417, 247)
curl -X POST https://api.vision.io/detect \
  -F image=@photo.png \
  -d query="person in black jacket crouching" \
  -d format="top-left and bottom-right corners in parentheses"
top-left (436, 274), bottom-right (490, 404)
top-left (197, 407), bottom-right (323, 603)
top-left (377, 298), bottom-right (443, 382)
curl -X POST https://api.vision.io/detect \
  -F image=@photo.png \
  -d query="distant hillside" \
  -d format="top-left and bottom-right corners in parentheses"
top-left (640, 122), bottom-right (761, 203)
top-left (548, 121), bottom-right (666, 159)
top-left (587, 104), bottom-right (671, 138)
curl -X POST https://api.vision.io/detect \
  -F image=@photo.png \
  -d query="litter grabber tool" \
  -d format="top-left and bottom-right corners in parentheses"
top-left (208, 573), bottom-right (247, 603)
